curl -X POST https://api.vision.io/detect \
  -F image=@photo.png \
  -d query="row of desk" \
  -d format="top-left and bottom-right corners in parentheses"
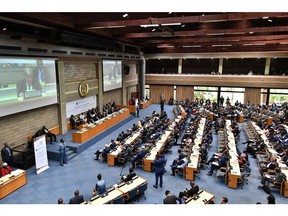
top-left (140, 99), bottom-right (153, 109)
top-left (83, 176), bottom-right (147, 204)
top-left (249, 121), bottom-right (288, 197)
top-left (107, 130), bottom-right (142, 166)
top-left (72, 108), bottom-right (130, 143)
top-left (225, 120), bottom-right (241, 189)
top-left (142, 115), bottom-right (183, 172)
top-left (185, 118), bottom-right (206, 181)
top-left (0, 169), bottom-right (27, 199)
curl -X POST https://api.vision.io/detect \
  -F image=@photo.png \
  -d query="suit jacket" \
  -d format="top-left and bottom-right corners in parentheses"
top-left (1, 147), bottom-right (13, 163)
top-left (163, 195), bottom-right (181, 204)
top-left (186, 185), bottom-right (199, 197)
top-left (154, 157), bottom-right (165, 174)
top-left (69, 195), bottom-right (84, 204)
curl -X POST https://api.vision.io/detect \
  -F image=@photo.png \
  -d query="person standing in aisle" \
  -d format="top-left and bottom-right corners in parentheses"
top-left (58, 139), bottom-right (67, 166)
top-left (1, 143), bottom-right (13, 167)
top-left (160, 99), bottom-right (165, 113)
top-left (153, 153), bottom-right (165, 189)
top-left (136, 102), bottom-right (140, 117)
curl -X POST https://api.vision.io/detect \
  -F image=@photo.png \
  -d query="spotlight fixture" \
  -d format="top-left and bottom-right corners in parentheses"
top-left (122, 13), bottom-right (128, 18)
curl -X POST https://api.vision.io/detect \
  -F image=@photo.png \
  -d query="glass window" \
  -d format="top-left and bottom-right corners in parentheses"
top-left (270, 89), bottom-right (288, 94)
top-left (194, 86), bottom-right (218, 91)
top-left (260, 88), bottom-right (268, 105)
top-left (269, 94), bottom-right (288, 104)
top-left (145, 85), bottom-right (150, 98)
top-left (220, 92), bottom-right (245, 105)
top-left (174, 85), bottom-right (176, 100)
top-left (221, 87), bottom-right (245, 92)
top-left (194, 91), bottom-right (218, 102)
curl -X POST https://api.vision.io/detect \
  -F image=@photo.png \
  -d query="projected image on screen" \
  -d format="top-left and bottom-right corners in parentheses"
top-left (103, 60), bottom-right (122, 92)
top-left (0, 57), bottom-right (58, 117)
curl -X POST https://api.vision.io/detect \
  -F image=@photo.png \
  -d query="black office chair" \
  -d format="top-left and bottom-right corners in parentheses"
top-left (111, 195), bottom-right (124, 204)
top-left (238, 165), bottom-right (251, 189)
top-left (125, 187), bottom-right (138, 203)
top-left (136, 182), bottom-right (148, 201)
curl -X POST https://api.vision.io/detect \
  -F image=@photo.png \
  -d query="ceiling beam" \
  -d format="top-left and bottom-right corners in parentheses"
top-left (120, 26), bottom-right (288, 38)
top-left (141, 34), bottom-right (288, 45)
top-left (76, 12), bottom-right (288, 29)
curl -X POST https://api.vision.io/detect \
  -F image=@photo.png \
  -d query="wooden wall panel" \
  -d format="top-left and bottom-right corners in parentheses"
top-left (146, 74), bottom-right (288, 89)
top-left (244, 88), bottom-right (261, 106)
top-left (176, 86), bottom-right (194, 101)
top-left (150, 85), bottom-right (174, 104)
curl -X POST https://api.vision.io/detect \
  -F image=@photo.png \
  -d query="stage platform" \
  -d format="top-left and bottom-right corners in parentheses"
top-left (46, 114), bottom-right (133, 161)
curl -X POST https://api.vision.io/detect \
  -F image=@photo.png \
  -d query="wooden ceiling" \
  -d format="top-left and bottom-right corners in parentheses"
top-left (1, 12), bottom-right (288, 54)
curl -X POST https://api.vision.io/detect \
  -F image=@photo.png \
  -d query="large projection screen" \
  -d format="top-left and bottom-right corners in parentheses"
top-left (102, 60), bottom-right (122, 92)
top-left (0, 57), bottom-right (58, 117)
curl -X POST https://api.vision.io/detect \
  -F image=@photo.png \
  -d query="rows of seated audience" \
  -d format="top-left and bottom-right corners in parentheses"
top-left (240, 107), bottom-right (288, 194)
top-left (169, 111), bottom-right (213, 177)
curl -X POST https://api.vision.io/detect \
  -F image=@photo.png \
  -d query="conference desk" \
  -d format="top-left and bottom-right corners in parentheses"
top-left (185, 189), bottom-right (215, 204)
top-left (107, 130), bottom-right (142, 166)
top-left (140, 99), bottom-right (152, 109)
top-left (72, 108), bottom-right (130, 143)
top-left (186, 118), bottom-right (205, 180)
top-left (237, 115), bottom-right (245, 123)
top-left (225, 120), bottom-right (241, 189)
top-left (85, 176), bottom-right (147, 204)
top-left (116, 104), bottom-right (136, 113)
top-left (143, 130), bottom-right (172, 172)
top-left (116, 176), bottom-right (147, 199)
top-left (0, 169), bottom-right (27, 199)
top-left (88, 187), bottom-right (124, 204)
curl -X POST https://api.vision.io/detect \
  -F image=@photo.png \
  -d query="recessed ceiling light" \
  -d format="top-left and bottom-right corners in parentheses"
top-left (152, 28), bottom-right (156, 32)
top-left (268, 19), bottom-right (273, 22)
top-left (168, 12), bottom-right (172, 14)
top-left (122, 13), bottom-right (128, 18)
top-left (202, 14), bottom-right (205, 16)
top-left (2, 27), bottom-right (7, 31)
top-left (249, 32), bottom-right (254, 34)
top-left (262, 16), bottom-right (269, 19)
top-left (181, 24), bottom-right (185, 28)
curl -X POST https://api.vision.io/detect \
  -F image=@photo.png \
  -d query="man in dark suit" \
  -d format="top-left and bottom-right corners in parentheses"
top-left (42, 126), bottom-right (57, 144)
top-left (153, 153), bottom-right (165, 189)
top-left (184, 181), bottom-right (199, 198)
top-left (69, 190), bottom-right (84, 204)
top-left (120, 168), bottom-right (136, 183)
top-left (131, 146), bottom-right (146, 169)
top-left (163, 190), bottom-right (181, 204)
top-left (1, 143), bottom-right (13, 167)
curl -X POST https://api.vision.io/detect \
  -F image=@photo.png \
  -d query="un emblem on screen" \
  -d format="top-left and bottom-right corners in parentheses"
top-left (78, 81), bottom-right (89, 97)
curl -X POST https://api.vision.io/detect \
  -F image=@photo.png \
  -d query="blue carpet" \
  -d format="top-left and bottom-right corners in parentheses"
top-left (1, 104), bottom-right (288, 205)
